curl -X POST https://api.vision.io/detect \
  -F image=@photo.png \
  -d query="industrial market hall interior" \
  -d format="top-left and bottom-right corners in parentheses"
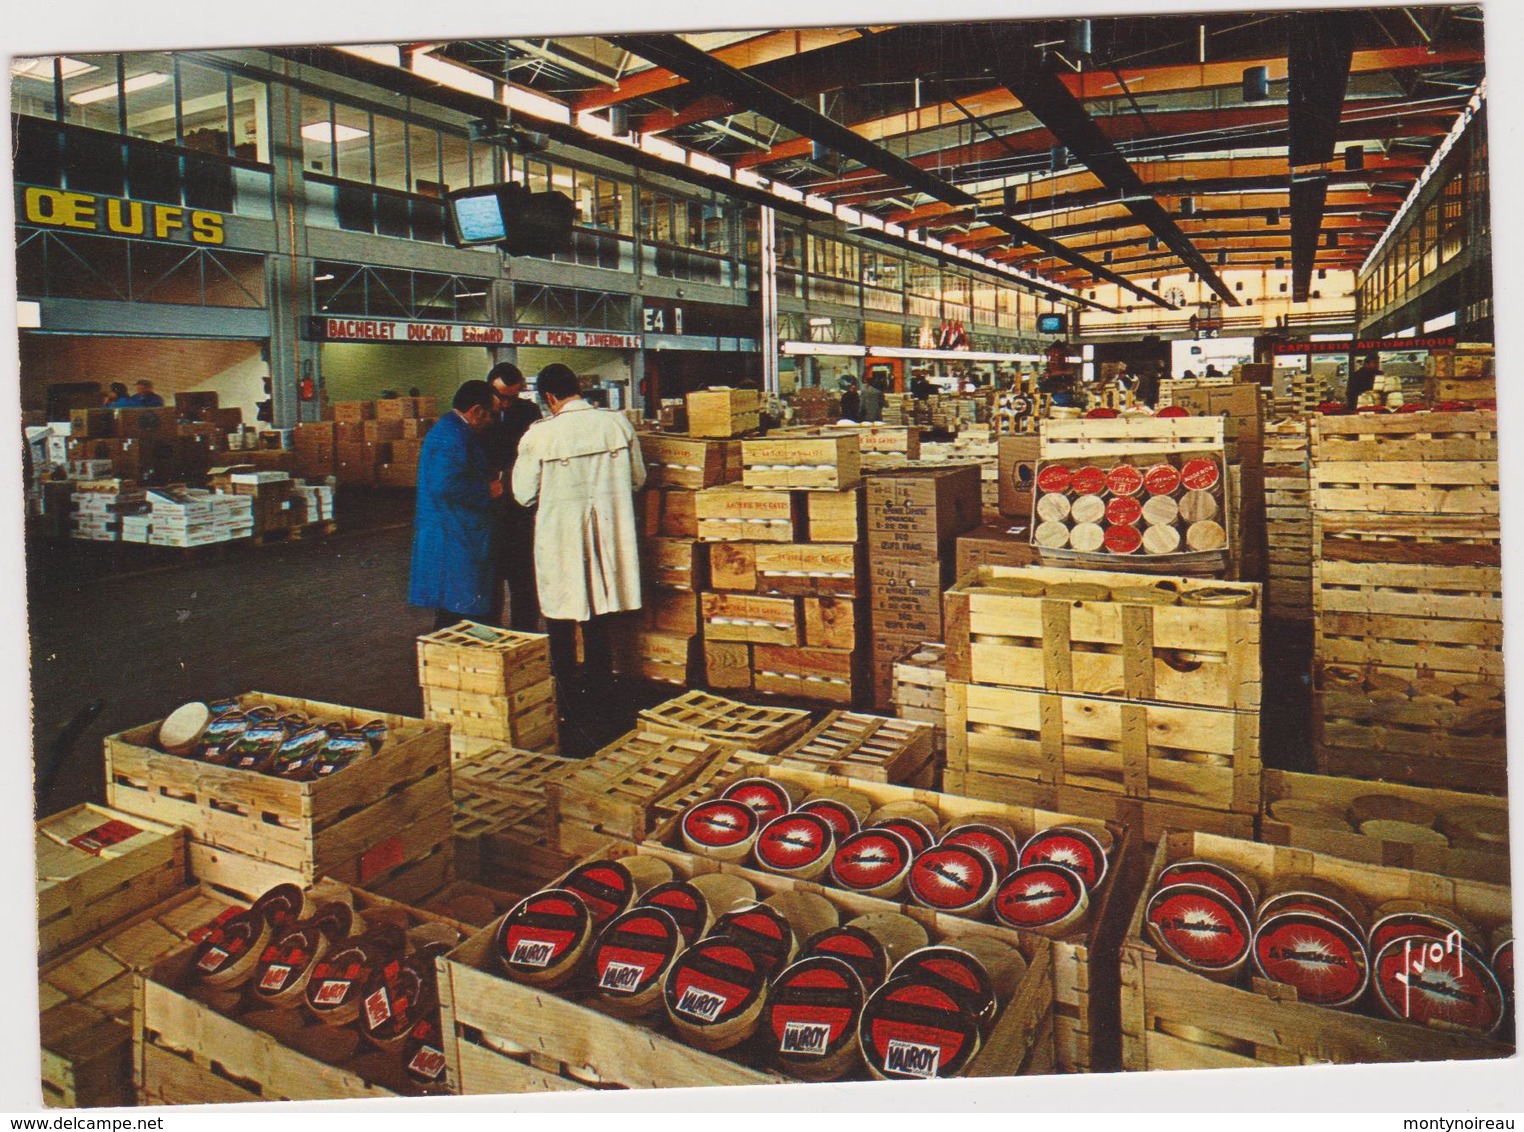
top-left (11, 0), bottom-right (1518, 1110)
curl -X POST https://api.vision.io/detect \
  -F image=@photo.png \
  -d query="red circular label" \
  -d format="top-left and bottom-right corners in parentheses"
top-left (1143, 463), bottom-right (1182, 495)
top-left (1257, 892), bottom-right (1362, 937)
top-left (994, 865), bottom-right (1085, 930)
top-left (766, 956), bottom-right (865, 1064)
top-left (682, 799), bottom-right (759, 851)
top-left (1085, 407), bottom-right (1119, 419)
top-left (722, 778), bottom-right (794, 825)
top-left (861, 978), bottom-right (980, 1080)
top-left (1103, 524), bottom-right (1142, 554)
top-left (1369, 913), bottom-right (1467, 957)
top-left (798, 798), bottom-right (861, 839)
top-left (873, 817), bottom-right (934, 856)
top-left (664, 939), bottom-right (765, 1028)
top-left (1181, 457), bottom-right (1220, 491)
top-left (906, 845), bottom-right (997, 913)
top-left (830, 829), bottom-right (913, 892)
top-left (1146, 885), bottom-right (1251, 971)
top-left (1106, 465), bottom-right (1144, 497)
top-left (1254, 912), bottom-right (1369, 1007)
top-left (803, 927), bottom-right (888, 992)
top-left (559, 861), bottom-right (635, 925)
top-left (1156, 406), bottom-right (1191, 418)
top-left (1373, 936), bottom-right (1504, 1034)
top-left (1036, 465), bottom-right (1073, 494)
top-left (639, 882), bottom-right (709, 945)
top-left (1021, 827), bottom-right (1107, 890)
top-left (1156, 862), bottom-right (1255, 914)
top-left (591, 907), bottom-right (683, 998)
top-left (1106, 496), bottom-right (1143, 525)
top-left (191, 908), bottom-right (265, 977)
top-left (939, 824), bottom-right (1019, 875)
top-left (713, 906), bottom-right (794, 978)
top-left (495, 890), bottom-right (591, 977)
top-left (1070, 466), bottom-right (1107, 496)
top-left (756, 813), bottom-right (834, 874)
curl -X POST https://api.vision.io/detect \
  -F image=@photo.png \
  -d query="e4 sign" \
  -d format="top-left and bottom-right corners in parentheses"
top-left (23, 187), bottom-right (225, 245)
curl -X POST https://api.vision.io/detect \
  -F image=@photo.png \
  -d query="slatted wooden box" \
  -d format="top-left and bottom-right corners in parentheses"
top-left (105, 693), bottom-right (452, 903)
top-left (891, 641), bottom-right (947, 752)
top-left (42, 884), bottom-right (238, 1108)
top-left (1260, 769), bottom-right (1510, 885)
top-left (654, 763), bottom-right (1136, 1072)
top-left (610, 624), bottom-right (697, 686)
top-left (640, 486), bottom-right (699, 539)
top-left (1262, 419), bottom-right (1312, 620)
top-left (701, 591), bottom-right (800, 645)
top-left (944, 565), bottom-right (1262, 711)
top-left (1310, 410), bottom-right (1499, 517)
top-left (416, 621), bottom-right (551, 695)
top-left (135, 885), bottom-right (468, 1105)
top-left (702, 639), bottom-right (754, 692)
top-left (741, 434), bottom-right (861, 491)
top-left (1120, 830), bottom-right (1513, 1072)
top-left (639, 434), bottom-right (742, 490)
top-left (774, 711), bottom-right (936, 786)
top-left (423, 680), bottom-right (559, 750)
top-left (944, 681), bottom-right (1260, 843)
top-left (1313, 512), bottom-right (1501, 566)
top-left (709, 541), bottom-right (860, 597)
top-left (753, 643), bottom-right (858, 705)
top-left (686, 387), bottom-right (761, 438)
top-left (693, 485), bottom-right (797, 542)
top-left (805, 486), bottom-right (864, 542)
top-left (437, 842), bottom-right (1056, 1092)
top-left (37, 804), bottom-right (188, 962)
top-left (636, 689), bottom-right (813, 753)
top-left (645, 537), bottom-right (710, 592)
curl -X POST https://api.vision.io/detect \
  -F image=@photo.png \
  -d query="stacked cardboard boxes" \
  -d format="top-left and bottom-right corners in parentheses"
top-left (143, 489), bottom-right (255, 547)
top-left (865, 464), bottom-right (982, 710)
top-left (68, 481), bottom-right (145, 542)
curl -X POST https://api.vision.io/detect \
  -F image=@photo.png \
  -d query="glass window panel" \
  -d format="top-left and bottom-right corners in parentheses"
top-left (469, 140), bottom-right (499, 186)
top-left (374, 190), bottom-right (410, 238)
top-left (525, 159), bottom-right (550, 195)
top-left (230, 80), bottom-right (266, 162)
top-left (367, 268), bottom-right (412, 318)
top-left (571, 168), bottom-right (595, 228)
top-left (300, 96), bottom-right (333, 175)
top-left (48, 233), bottom-right (130, 301)
top-left (9, 57), bottom-right (63, 120)
top-left (548, 162), bottom-right (574, 197)
top-left (122, 53), bottom-right (178, 145)
top-left (63, 127), bottom-right (125, 196)
top-left (441, 132), bottom-right (470, 194)
top-left (200, 249), bottom-right (266, 308)
top-left (670, 198), bottom-right (689, 246)
top-left (371, 113), bottom-right (406, 191)
top-left (59, 54), bottom-right (120, 132)
top-left (13, 115), bottom-right (64, 188)
top-left (410, 123), bottom-right (442, 195)
top-left (176, 61), bottom-right (231, 155)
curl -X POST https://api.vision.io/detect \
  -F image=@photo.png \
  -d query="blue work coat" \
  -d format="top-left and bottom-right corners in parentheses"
top-left (408, 411), bottom-right (498, 616)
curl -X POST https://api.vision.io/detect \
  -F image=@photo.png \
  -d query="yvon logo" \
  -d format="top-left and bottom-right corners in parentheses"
top-left (885, 1039), bottom-right (942, 1079)
top-left (780, 1021), bottom-right (832, 1056)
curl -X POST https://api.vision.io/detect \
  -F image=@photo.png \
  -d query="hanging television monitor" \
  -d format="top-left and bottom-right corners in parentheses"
top-left (446, 183), bottom-right (575, 256)
top-left (447, 186), bottom-right (509, 246)
top-left (1037, 312), bottom-right (1068, 336)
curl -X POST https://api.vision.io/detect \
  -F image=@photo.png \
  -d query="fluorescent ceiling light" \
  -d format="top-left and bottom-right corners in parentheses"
top-left (12, 56), bottom-right (97, 80)
top-left (454, 291), bottom-right (486, 299)
top-left (337, 44), bottom-right (402, 67)
top-left (301, 122), bottom-right (369, 143)
top-left (314, 273), bottom-right (335, 282)
top-left (70, 71), bottom-right (167, 105)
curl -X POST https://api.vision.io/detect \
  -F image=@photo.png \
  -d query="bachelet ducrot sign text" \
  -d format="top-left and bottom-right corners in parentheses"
top-left (308, 317), bottom-right (643, 350)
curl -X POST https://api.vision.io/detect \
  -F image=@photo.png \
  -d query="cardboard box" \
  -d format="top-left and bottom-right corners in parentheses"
top-left (173, 391), bottom-right (220, 419)
top-left (402, 418), bottom-right (434, 440)
top-left (112, 407), bottom-right (170, 438)
top-left (956, 524), bottom-right (1040, 575)
top-left (334, 400), bottom-right (376, 423)
top-left (412, 396), bottom-right (438, 417)
top-left (209, 407), bottom-right (245, 433)
top-left (69, 409), bottom-right (115, 439)
top-left (997, 435), bottom-right (1040, 519)
top-left (375, 397), bottom-right (418, 420)
top-left (866, 464), bottom-right (982, 552)
top-left (363, 418), bottom-right (405, 443)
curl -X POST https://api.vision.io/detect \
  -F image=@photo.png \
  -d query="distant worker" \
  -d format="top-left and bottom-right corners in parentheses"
top-left (1204, 364), bottom-right (1224, 378)
top-left (1345, 353), bottom-right (1382, 411)
top-left (409, 380), bottom-right (503, 629)
top-left (102, 382), bottom-right (131, 407)
top-left (483, 361), bottom-right (544, 632)
top-left (130, 380), bottom-right (165, 408)
top-left (838, 377), bottom-right (862, 422)
top-left (860, 373), bottom-right (885, 422)
top-left (911, 372), bottom-right (935, 400)
top-left (1136, 365), bottom-right (1162, 410)
top-left (513, 364), bottom-right (646, 750)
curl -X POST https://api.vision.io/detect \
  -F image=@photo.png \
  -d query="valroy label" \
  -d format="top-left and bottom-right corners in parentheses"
top-left (782, 1021), bottom-right (832, 1055)
top-left (861, 977), bottom-right (980, 1080)
top-left (885, 1039), bottom-right (941, 1079)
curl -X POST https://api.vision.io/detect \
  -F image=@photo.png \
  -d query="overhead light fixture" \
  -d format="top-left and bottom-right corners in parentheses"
top-left (301, 122), bottom-right (370, 143)
top-left (1180, 197), bottom-right (1196, 217)
top-left (12, 56), bottom-right (97, 81)
top-left (1102, 250), bottom-right (1113, 263)
top-left (69, 71), bottom-right (168, 105)
top-left (1050, 145), bottom-right (1070, 172)
top-left (1344, 145), bottom-right (1365, 171)
top-left (808, 317), bottom-right (833, 326)
top-left (809, 141), bottom-right (830, 164)
top-left (1266, 209), bottom-right (1281, 226)
top-left (1242, 65), bottom-right (1270, 103)
top-left (1068, 19), bottom-right (1093, 57)
top-left (454, 291), bottom-right (486, 299)
top-left (314, 273), bottom-right (335, 282)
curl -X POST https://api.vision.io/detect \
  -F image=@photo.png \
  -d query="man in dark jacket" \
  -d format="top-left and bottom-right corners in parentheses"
top-left (409, 380), bottom-right (503, 629)
top-left (483, 362), bottom-right (544, 631)
top-left (1345, 354), bottom-right (1381, 411)
top-left (838, 378), bottom-right (861, 421)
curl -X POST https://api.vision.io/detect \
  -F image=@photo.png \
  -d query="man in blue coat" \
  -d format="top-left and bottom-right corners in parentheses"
top-left (409, 380), bottom-right (504, 628)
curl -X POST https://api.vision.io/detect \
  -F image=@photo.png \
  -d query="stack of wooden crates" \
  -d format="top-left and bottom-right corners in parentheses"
top-left (418, 622), bottom-right (559, 756)
top-left (1308, 410), bottom-right (1504, 790)
top-left (1261, 417), bottom-right (1313, 621)
top-left (941, 564), bottom-right (1263, 843)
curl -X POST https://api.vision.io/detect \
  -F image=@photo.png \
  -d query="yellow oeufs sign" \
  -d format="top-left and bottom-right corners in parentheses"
top-left (22, 187), bottom-right (225, 245)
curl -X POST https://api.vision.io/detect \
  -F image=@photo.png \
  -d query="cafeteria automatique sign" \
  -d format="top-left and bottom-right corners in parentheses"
top-left (307, 317), bottom-right (643, 350)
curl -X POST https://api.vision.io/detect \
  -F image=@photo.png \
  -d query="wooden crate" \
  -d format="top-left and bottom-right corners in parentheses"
top-left (646, 745), bottom-right (777, 821)
top-left (1263, 421), bottom-right (1313, 621)
top-left (640, 486), bottom-right (699, 539)
top-left (805, 486), bottom-right (864, 543)
top-left (944, 565), bottom-right (1262, 712)
top-left (753, 643), bottom-right (857, 705)
top-left (37, 804), bottom-right (188, 962)
top-left (1311, 663), bottom-right (1506, 792)
top-left (774, 711), bottom-right (935, 786)
top-left (416, 621), bottom-right (551, 695)
top-left (1260, 769), bottom-right (1510, 885)
top-left (645, 538), bottom-right (709, 592)
top-left (41, 884), bottom-right (239, 1109)
top-left (1310, 411), bottom-right (1498, 517)
top-left (105, 692), bottom-right (453, 902)
top-left (135, 887), bottom-right (467, 1105)
top-left (1313, 512), bottom-right (1500, 566)
top-left (1120, 830), bottom-right (1513, 1072)
top-left (1311, 409), bottom-right (1497, 463)
top-left (610, 624), bottom-right (697, 685)
top-left (710, 542), bottom-right (859, 597)
top-left (453, 789), bottom-right (542, 883)
top-left (452, 746), bottom-right (578, 804)
top-left (891, 641), bottom-right (947, 749)
top-left (641, 589), bottom-right (700, 636)
top-left (741, 434), bottom-right (861, 491)
top-left (438, 843), bottom-right (1056, 1092)
top-left (636, 689), bottom-right (813, 753)
top-left (693, 486), bottom-right (797, 542)
top-left (639, 434), bottom-right (742, 490)
top-left (1040, 417), bottom-right (1226, 461)
top-left (652, 763), bottom-right (1136, 1072)
top-left (423, 679), bottom-right (559, 748)
top-left (701, 591), bottom-right (800, 645)
top-left (945, 681), bottom-right (1260, 826)
top-left (801, 595), bottom-right (860, 651)
top-left (545, 728), bottom-right (740, 842)
top-left (686, 387), bottom-right (761, 438)
top-left (703, 639), bottom-right (753, 691)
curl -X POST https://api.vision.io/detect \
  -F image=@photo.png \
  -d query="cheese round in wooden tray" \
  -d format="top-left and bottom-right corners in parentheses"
top-left (681, 798), bottom-right (760, 861)
top-left (1253, 911), bottom-right (1369, 1009)
top-left (590, 905), bottom-right (687, 1016)
top-left (1068, 522), bottom-right (1105, 553)
top-left (251, 902), bottom-right (357, 1007)
top-left (993, 864), bottom-right (1089, 934)
top-left (494, 890), bottom-right (594, 989)
top-left (1069, 494), bottom-right (1106, 524)
top-left (939, 823), bottom-right (1021, 876)
top-left (1035, 493), bottom-right (1072, 523)
top-left (556, 860), bottom-right (639, 926)
top-left (713, 904), bottom-right (798, 978)
top-left (722, 777), bottom-right (800, 826)
top-left (307, 922), bottom-right (409, 1024)
top-left (1069, 466), bottom-right (1107, 496)
top-left (639, 881), bottom-right (714, 945)
top-left (890, 945), bottom-right (1000, 1035)
top-left (755, 812), bottom-right (836, 880)
top-left (830, 828), bottom-right (915, 898)
top-left (906, 844), bottom-right (998, 916)
top-left (802, 925), bottom-right (890, 992)
top-left (663, 937), bottom-right (770, 1052)
top-left (1372, 934), bottom-right (1506, 1034)
top-left (764, 956), bottom-right (867, 1080)
top-left (1145, 884), bottom-right (1252, 980)
top-left (1020, 826), bottom-right (1108, 890)
top-left (860, 977), bottom-right (982, 1080)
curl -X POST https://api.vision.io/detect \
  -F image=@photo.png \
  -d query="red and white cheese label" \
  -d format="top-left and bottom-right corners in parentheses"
top-left (1021, 827), bottom-right (1107, 890)
top-left (993, 865), bottom-right (1085, 930)
top-left (1180, 457), bottom-right (1220, 491)
top-left (861, 978), bottom-right (979, 1079)
top-left (67, 819), bottom-right (142, 855)
top-left (884, 1038), bottom-right (941, 1079)
top-left (509, 937), bottom-right (558, 968)
top-left (312, 980), bottom-right (351, 1005)
top-left (722, 778), bottom-right (795, 825)
top-left (1254, 912), bottom-right (1369, 1007)
top-left (1143, 463), bottom-right (1181, 495)
top-left (1103, 524), bottom-right (1142, 555)
top-left (939, 825), bottom-right (1019, 875)
top-left (682, 799), bottom-right (759, 850)
top-left (665, 940), bottom-right (764, 1027)
top-left (1070, 466), bottom-right (1107, 496)
top-left (364, 985), bottom-right (393, 1029)
top-left (1106, 465), bottom-right (1144, 497)
top-left (407, 1045), bottom-right (447, 1081)
top-left (1146, 885), bottom-right (1251, 971)
top-left (830, 829), bottom-right (912, 892)
top-left (592, 907), bottom-right (681, 997)
top-left (1036, 465), bottom-right (1072, 495)
top-left (798, 798), bottom-right (860, 839)
top-left (197, 946), bottom-right (230, 973)
top-left (1156, 861), bottom-right (1255, 914)
top-left (1105, 496), bottom-right (1144, 526)
top-left (873, 817), bottom-right (934, 855)
top-left (258, 964), bottom-right (293, 992)
top-left (558, 861), bottom-right (634, 925)
top-left (755, 813), bottom-right (834, 874)
top-left (497, 890), bottom-right (590, 976)
top-left (1373, 935), bottom-right (1504, 1034)
top-left (906, 845), bottom-right (997, 913)
top-left (767, 956), bottom-right (863, 1061)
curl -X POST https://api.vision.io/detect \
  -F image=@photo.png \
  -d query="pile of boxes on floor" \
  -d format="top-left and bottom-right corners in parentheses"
top-left (292, 394), bottom-right (438, 486)
top-left (65, 472), bottom-right (333, 547)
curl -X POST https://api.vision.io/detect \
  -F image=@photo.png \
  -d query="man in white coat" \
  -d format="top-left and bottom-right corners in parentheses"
top-left (512, 364), bottom-right (646, 748)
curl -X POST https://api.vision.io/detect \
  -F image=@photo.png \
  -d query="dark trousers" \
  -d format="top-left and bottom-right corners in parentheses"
top-left (434, 608), bottom-right (476, 630)
top-left (496, 509), bottom-right (540, 632)
top-left (547, 614), bottom-right (613, 718)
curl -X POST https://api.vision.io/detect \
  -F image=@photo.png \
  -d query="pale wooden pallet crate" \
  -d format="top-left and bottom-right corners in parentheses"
top-left (686, 387), bottom-right (761, 438)
top-left (416, 621), bottom-right (550, 695)
top-left (741, 434), bottom-right (862, 491)
top-left (636, 689), bottom-right (813, 753)
top-left (692, 485), bottom-right (798, 542)
top-left (1120, 831), bottom-right (1513, 1071)
top-left (773, 710), bottom-right (935, 786)
top-left (638, 433), bottom-right (743, 490)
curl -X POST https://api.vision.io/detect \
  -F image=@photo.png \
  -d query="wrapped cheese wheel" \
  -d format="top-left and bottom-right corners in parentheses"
top-left (493, 890), bottom-right (593, 990)
top-left (359, 940), bottom-right (454, 1051)
top-left (906, 845), bottom-right (998, 917)
top-left (590, 905), bottom-right (687, 1017)
top-left (305, 922), bottom-right (409, 1025)
top-left (251, 902), bottom-right (358, 1008)
top-left (713, 904), bottom-right (798, 978)
top-left (1372, 933), bottom-right (1504, 1034)
top-left (1254, 911), bottom-right (1369, 1009)
top-left (639, 881), bottom-right (713, 945)
top-left (802, 925), bottom-right (890, 992)
top-left (688, 872), bottom-right (756, 918)
top-left (765, 956), bottom-right (866, 1081)
top-left (830, 828), bottom-right (915, 898)
top-left (846, 912), bottom-right (930, 968)
top-left (556, 860), bottom-right (639, 927)
top-left (722, 777), bottom-right (803, 826)
top-left (1146, 884), bottom-right (1251, 982)
top-left (755, 812), bottom-right (836, 881)
top-left (158, 702), bottom-right (211, 756)
top-left (860, 977), bottom-right (981, 1080)
top-left (681, 799), bottom-right (760, 862)
top-left (889, 945), bottom-right (999, 1035)
top-left (663, 938), bottom-right (770, 1052)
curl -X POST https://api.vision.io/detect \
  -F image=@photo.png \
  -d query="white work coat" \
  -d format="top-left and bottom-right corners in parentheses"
top-left (512, 398), bottom-right (647, 621)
